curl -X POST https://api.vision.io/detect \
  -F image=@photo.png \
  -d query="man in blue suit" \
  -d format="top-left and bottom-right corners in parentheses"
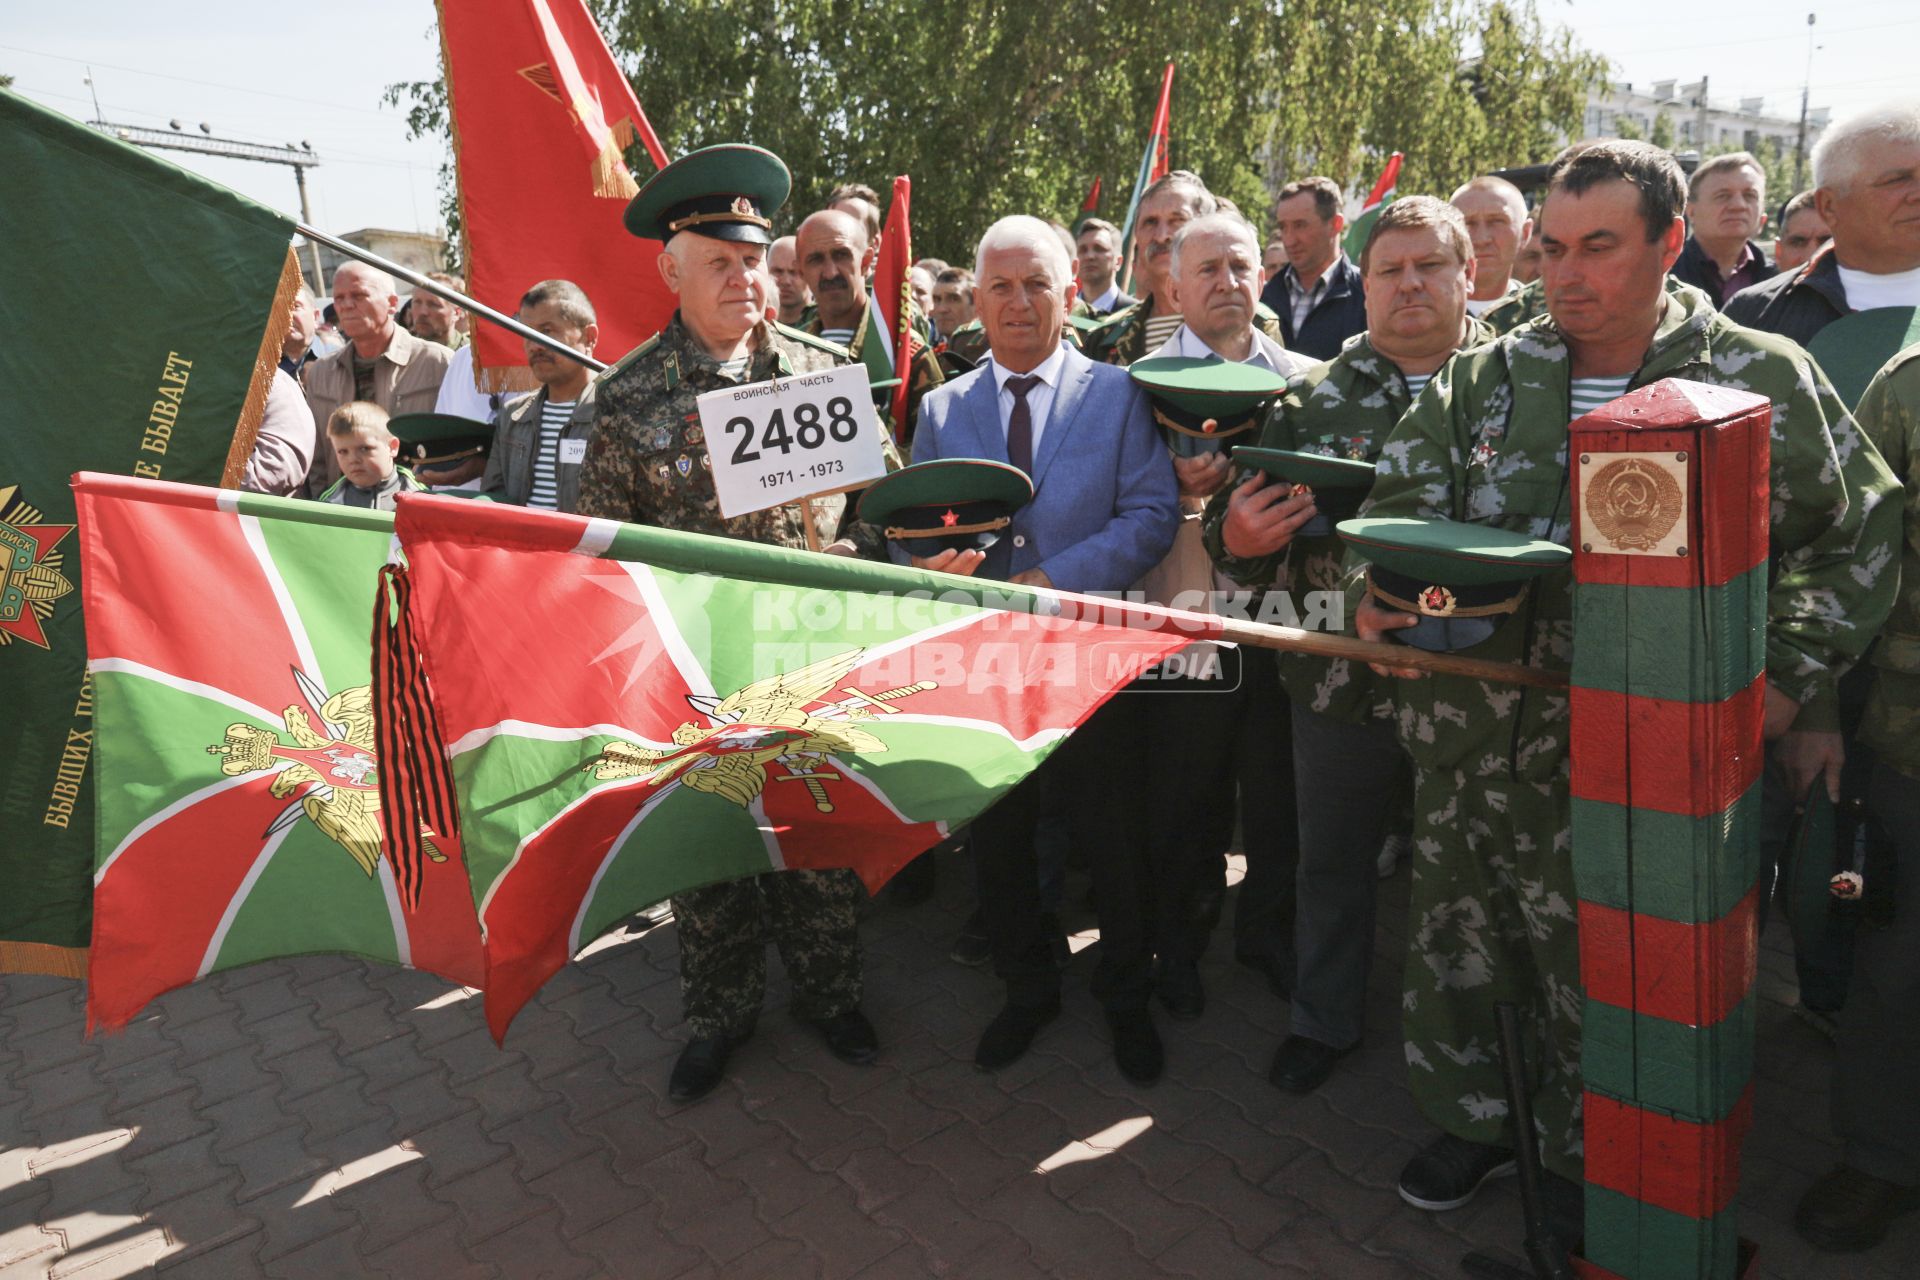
top-left (904, 214), bottom-right (1180, 1081)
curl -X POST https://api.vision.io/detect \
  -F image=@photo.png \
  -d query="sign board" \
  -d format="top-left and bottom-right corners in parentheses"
top-left (697, 364), bottom-right (888, 519)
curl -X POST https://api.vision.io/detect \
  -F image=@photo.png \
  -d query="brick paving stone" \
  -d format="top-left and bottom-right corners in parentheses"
top-left (259, 1226), bottom-right (365, 1279)
top-left (524, 1153), bottom-right (650, 1241)
top-left (365, 1068), bottom-right (471, 1136)
top-left (465, 1208), bottom-right (601, 1279)
top-left (342, 1032), bottom-right (439, 1095)
top-left (570, 1201), bottom-right (705, 1280)
top-left (246, 1182), bottom-right (359, 1265)
top-left (1161, 1152), bottom-right (1296, 1251)
top-left (402, 1111), bottom-right (513, 1190)
top-left (327, 1163), bottom-right (453, 1256)
top-left (141, 1175), bottom-right (261, 1262)
top-left (275, 1077), bottom-right (385, 1145)
top-left (715, 1140), bottom-right (838, 1224)
top-left (98, 1050), bottom-right (192, 1117)
top-left (903, 1057), bottom-right (1012, 1128)
top-left (662, 1091), bottom-right (787, 1168)
top-left (745, 1075), bottom-right (882, 1171)
top-left (869, 1180), bottom-right (1029, 1277)
top-left (1159, 1219), bottom-right (1308, 1280)
top-left (357, 1218), bottom-right (497, 1280)
top-left (573, 1098), bottom-right (693, 1180)
top-left (706, 1232), bottom-right (816, 1279)
top-left (971, 1177), bottom-right (1138, 1280)
top-left (195, 1085), bottom-right (298, 1155)
top-left (544, 1054), bottom-right (650, 1125)
top-left (222, 1125), bottom-right (327, 1205)
top-left (240, 1007), bottom-right (333, 1062)
top-left (255, 1041), bottom-right (360, 1105)
top-left (123, 1133), bottom-right (230, 1204)
top-left (1066, 1159), bottom-right (1213, 1258)
top-left (898, 1117), bottom-right (1027, 1203)
top-left (629, 1146), bottom-right (746, 1237)
top-left (837, 1075), bottom-right (962, 1151)
top-left (13, 1065), bottom-right (106, 1121)
top-left (178, 1044), bottom-right (272, 1111)
top-left (448, 1060), bottom-right (555, 1134)
top-left (1267, 1147), bottom-right (1404, 1245)
top-left (45, 1225), bottom-right (171, 1280)
top-left (665, 1192), bottom-right (775, 1268)
top-left (153, 1226), bottom-right (264, 1274)
top-left (314, 999), bottom-right (406, 1058)
top-left (432, 1157), bottom-right (552, 1246)
top-left (162, 1011), bottom-right (252, 1071)
top-left (1259, 1209), bottom-right (1445, 1280)
top-left (489, 1105), bottom-right (604, 1184)
top-left (767, 1185), bottom-right (907, 1277)
top-left (831, 1144), bottom-right (930, 1216)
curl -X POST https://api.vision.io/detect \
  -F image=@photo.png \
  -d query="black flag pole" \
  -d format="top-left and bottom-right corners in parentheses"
top-left (295, 223), bottom-right (609, 374)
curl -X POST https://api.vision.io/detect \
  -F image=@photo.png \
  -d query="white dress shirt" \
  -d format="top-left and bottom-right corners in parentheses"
top-left (1159, 322), bottom-right (1316, 378)
top-left (985, 341), bottom-right (1071, 457)
top-left (1086, 282), bottom-right (1125, 313)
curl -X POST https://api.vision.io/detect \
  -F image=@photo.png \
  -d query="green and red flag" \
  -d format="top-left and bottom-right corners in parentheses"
top-left (438, 0), bottom-right (673, 389)
top-left (1116, 61), bottom-right (1175, 296)
top-left (1342, 151), bottom-right (1404, 260)
top-left (73, 475), bottom-right (484, 1032)
top-left (1, 89), bottom-right (300, 978)
top-left (379, 496), bottom-right (1202, 1038)
top-left (872, 176), bottom-right (917, 436)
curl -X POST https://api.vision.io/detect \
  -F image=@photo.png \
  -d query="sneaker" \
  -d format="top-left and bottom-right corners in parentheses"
top-left (1376, 832), bottom-right (1411, 879)
top-left (1397, 1133), bottom-right (1517, 1211)
top-left (949, 910), bottom-right (991, 966)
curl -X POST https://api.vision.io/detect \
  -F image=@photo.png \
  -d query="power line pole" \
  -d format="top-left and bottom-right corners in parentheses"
top-left (1795, 12), bottom-right (1817, 192)
top-left (89, 118), bottom-right (327, 291)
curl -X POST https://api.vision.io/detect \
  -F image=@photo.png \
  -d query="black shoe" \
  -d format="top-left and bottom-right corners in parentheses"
top-left (1106, 1008), bottom-right (1164, 1085)
top-left (949, 911), bottom-right (991, 966)
top-left (1267, 1034), bottom-right (1354, 1094)
top-left (1796, 1165), bottom-right (1920, 1252)
top-left (974, 1000), bottom-right (1060, 1071)
top-left (808, 1009), bottom-right (878, 1065)
top-left (667, 1030), bottom-right (750, 1103)
top-left (1235, 950), bottom-right (1294, 1000)
top-left (888, 854), bottom-right (936, 905)
top-left (1154, 961), bottom-right (1205, 1021)
top-left (1397, 1133), bottom-right (1517, 1211)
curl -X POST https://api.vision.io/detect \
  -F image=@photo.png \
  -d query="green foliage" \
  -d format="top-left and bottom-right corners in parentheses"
top-left (1650, 110), bottom-right (1676, 150)
top-left (387, 0), bottom-right (1602, 262)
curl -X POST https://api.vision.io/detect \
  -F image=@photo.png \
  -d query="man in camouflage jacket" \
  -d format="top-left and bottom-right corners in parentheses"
top-left (1354, 143), bottom-right (1899, 1206)
top-left (1205, 197), bottom-right (1494, 1097)
top-left (1797, 342), bottom-right (1920, 1252)
top-left (578, 146), bottom-right (899, 1106)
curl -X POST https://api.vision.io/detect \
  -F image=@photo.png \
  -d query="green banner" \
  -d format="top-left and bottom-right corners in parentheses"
top-left (0, 89), bottom-right (297, 972)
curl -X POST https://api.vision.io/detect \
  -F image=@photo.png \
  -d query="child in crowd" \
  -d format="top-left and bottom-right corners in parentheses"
top-left (314, 401), bottom-right (428, 510)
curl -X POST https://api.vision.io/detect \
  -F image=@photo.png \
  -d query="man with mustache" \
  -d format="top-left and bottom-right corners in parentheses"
top-left (795, 207), bottom-right (944, 443)
top-left (1086, 171), bottom-right (1286, 368)
top-left (480, 279), bottom-right (599, 512)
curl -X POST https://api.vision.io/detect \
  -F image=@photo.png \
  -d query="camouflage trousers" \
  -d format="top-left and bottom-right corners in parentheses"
top-left (672, 867), bottom-right (865, 1039)
top-left (1403, 767), bottom-right (1584, 1181)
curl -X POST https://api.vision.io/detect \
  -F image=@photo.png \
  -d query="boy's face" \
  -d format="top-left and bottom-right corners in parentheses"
top-left (334, 427), bottom-right (398, 489)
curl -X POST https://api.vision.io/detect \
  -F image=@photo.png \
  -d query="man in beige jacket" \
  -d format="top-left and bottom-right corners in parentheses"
top-left (303, 261), bottom-right (453, 495)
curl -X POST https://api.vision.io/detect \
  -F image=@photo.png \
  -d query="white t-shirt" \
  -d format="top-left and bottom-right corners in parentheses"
top-left (1465, 279), bottom-right (1520, 317)
top-left (1837, 262), bottom-right (1920, 313)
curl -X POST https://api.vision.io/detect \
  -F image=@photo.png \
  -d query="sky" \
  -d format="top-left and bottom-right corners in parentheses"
top-left (4, 1), bottom-right (1914, 237)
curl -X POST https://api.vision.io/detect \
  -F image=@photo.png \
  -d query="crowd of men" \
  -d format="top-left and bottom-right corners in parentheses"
top-left (238, 96), bottom-right (1920, 1259)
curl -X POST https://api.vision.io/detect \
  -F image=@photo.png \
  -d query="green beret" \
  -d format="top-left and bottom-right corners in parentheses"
top-left (1338, 516), bottom-right (1570, 652)
top-left (624, 143), bottom-right (790, 245)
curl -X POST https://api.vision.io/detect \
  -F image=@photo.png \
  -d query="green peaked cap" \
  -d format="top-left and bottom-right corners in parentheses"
top-left (1232, 447), bottom-right (1376, 492)
top-left (624, 143), bottom-right (790, 244)
top-left (857, 457), bottom-right (1034, 528)
top-left (1337, 516), bottom-right (1570, 588)
top-left (387, 412), bottom-right (493, 467)
top-left (1128, 356), bottom-right (1288, 422)
top-left (1807, 307), bottom-right (1920, 412)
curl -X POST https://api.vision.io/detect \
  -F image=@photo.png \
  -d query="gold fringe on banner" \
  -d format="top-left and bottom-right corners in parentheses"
top-left (0, 940), bottom-right (89, 980)
top-left (221, 244), bottom-right (302, 487)
top-left (589, 117), bottom-right (642, 200)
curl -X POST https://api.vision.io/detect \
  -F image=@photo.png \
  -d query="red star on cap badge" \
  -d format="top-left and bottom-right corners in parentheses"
top-left (940, 509), bottom-right (959, 527)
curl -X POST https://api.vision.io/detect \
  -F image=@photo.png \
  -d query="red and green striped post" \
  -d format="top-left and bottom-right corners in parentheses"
top-left (1568, 379), bottom-right (1771, 1279)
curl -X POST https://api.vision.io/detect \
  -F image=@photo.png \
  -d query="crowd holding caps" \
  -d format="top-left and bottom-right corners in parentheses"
top-left (228, 92), bottom-right (1920, 1257)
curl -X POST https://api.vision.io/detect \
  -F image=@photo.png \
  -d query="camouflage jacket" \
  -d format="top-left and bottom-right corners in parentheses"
top-left (936, 320), bottom-right (989, 375)
top-left (1856, 344), bottom-right (1920, 778)
top-left (577, 313), bottom-right (897, 554)
top-left (1479, 279), bottom-right (1546, 336)
top-left (1084, 293), bottom-right (1287, 368)
top-left (800, 296), bottom-right (944, 446)
top-left (1204, 320), bottom-right (1496, 722)
top-left (1358, 283), bottom-right (1900, 779)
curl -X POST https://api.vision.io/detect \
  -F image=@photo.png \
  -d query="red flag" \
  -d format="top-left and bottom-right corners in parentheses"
top-left (439, 0), bottom-right (675, 389)
top-left (1081, 176), bottom-right (1103, 214)
top-left (874, 176), bottom-right (915, 436)
top-left (1118, 61), bottom-right (1175, 295)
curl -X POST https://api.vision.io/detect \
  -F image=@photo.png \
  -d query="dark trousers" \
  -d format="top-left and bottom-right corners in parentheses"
top-left (973, 687), bottom-right (1150, 1010)
top-left (1230, 648), bottom-right (1298, 969)
top-left (1139, 649), bottom-right (1245, 968)
top-left (1290, 707), bottom-right (1406, 1048)
top-left (1833, 762), bottom-right (1920, 1186)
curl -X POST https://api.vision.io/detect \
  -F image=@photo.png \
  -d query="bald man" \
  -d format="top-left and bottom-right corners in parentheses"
top-left (1450, 176), bottom-right (1533, 317)
top-left (302, 260), bottom-right (452, 495)
top-left (768, 234), bottom-right (813, 325)
top-left (795, 208), bottom-right (943, 443)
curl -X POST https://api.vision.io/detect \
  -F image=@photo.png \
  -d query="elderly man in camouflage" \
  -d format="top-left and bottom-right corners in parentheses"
top-left (1208, 197), bottom-right (1494, 1094)
top-left (1354, 141), bottom-right (1900, 1218)
top-left (577, 144), bottom-right (896, 1105)
top-left (1797, 342), bottom-right (1920, 1253)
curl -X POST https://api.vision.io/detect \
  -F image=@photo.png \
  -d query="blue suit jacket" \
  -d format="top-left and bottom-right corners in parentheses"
top-left (904, 343), bottom-right (1178, 594)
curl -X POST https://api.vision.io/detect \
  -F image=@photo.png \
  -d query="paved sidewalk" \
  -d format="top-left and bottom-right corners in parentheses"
top-left (2, 852), bottom-right (1914, 1279)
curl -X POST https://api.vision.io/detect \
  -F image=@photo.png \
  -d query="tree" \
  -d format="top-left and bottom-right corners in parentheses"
top-left (1650, 110), bottom-right (1676, 150)
top-left (387, 0), bottom-right (1602, 263)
